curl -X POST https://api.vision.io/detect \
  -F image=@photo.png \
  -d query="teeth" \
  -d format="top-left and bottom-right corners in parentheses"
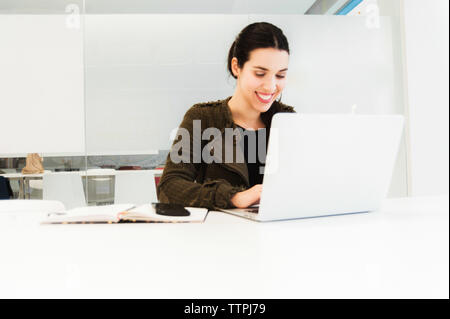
top-left (256, 92), bottom-right (272, 100)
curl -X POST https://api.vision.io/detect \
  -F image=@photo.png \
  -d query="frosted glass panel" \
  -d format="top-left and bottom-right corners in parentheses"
top-left (0, 14), bottom-right (85, 156)
top-left (251, 15), bottom-right (403, 115)
top-left (85, 14), bottom-right (404, 154)
top-left (84, 14), bottom-right (248, 154)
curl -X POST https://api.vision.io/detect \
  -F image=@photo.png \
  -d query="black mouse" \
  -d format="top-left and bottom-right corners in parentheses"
top-left (152, 203), bottom-right (191, 217)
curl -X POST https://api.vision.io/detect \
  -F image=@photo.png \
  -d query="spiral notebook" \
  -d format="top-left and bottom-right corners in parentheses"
top-left (42, 204), bottom-right (208, 224)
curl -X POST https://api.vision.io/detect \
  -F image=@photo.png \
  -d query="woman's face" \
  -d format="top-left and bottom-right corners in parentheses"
top-left (232, 47), bottom-right (289, 113)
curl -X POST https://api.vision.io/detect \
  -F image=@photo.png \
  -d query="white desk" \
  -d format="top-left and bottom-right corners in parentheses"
top-left (0, 196), bottom-right (448, 298)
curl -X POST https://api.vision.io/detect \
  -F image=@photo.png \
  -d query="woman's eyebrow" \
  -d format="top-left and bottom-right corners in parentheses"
top-left (253, 66), bottom-right (288, 72)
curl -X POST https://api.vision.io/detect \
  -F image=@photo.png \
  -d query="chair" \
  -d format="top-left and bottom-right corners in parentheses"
top-left (28, 170), bottom-right (52, 199)
top-left (114, 170), bottom-right (157, 205)
top-left (0, 169), bottom-right (20, 198)
top-left (0, 176), bottom-right (13, 199)
top-left (86, 168), bottom-right (116, 205)
top-left (43, 172), bottom-right (86, 210)
top-left (0, 199), bottom-right (65, 213)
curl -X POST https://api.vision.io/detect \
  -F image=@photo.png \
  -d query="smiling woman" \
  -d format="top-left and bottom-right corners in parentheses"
top-left (157, 22), bottom-right (295, 210)
top-left (227, 22), bottom-right (290, 125)
top-left (229, 47), bottom-right (290, 125)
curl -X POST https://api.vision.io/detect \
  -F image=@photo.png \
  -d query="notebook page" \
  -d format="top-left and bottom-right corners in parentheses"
top-left (43, 204), bottom-right (135, 223)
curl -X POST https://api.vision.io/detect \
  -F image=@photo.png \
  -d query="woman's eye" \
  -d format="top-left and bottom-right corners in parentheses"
top-left (255, 73), bottom-right (285, 79)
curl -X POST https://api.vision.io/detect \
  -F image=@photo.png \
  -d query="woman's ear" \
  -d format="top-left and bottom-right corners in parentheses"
top-left (231, 57), bottom-right (240, 78)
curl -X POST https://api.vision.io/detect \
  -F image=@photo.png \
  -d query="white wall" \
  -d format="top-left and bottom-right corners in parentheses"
top-left (402, 0), bottom-right (449, 196)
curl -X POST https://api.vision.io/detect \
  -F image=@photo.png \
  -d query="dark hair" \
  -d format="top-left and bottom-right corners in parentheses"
top-left (227, 22), bottom-right (290, 80)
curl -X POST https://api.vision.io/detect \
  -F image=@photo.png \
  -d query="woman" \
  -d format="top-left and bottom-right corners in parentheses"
top-left (157, 22), bottom-right (295, 210)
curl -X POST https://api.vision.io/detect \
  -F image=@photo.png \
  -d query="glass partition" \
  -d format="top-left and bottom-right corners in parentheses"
top-left (0, 1), bottom-right (86, 205)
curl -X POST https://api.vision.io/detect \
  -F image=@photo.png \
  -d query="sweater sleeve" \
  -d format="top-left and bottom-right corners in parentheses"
top-left (156, 106), bottom-right (243, 210)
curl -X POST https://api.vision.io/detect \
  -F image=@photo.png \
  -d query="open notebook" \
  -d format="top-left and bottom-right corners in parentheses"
top-left (42, 204), bottom-right (208, 224)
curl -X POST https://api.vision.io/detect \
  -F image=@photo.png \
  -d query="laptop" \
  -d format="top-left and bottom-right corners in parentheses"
top-left (220, 113), bottom-right (404, 222)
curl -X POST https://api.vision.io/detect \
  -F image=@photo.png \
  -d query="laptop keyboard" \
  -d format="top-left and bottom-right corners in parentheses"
top-left (244, 207), bottom-right (259, 214)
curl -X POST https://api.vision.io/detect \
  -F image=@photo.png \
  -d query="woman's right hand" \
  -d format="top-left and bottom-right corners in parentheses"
top-left (230, 184), bottom-right (262, 208)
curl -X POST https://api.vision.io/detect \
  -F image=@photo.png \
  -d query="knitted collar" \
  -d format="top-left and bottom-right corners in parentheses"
top-left (219, 95), bottom-right (287, 130)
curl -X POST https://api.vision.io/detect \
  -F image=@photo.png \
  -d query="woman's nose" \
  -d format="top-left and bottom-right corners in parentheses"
top-left (262, 77), bottom-right (277, 92)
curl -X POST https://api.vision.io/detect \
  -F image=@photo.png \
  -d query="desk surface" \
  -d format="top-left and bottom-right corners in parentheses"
top-left (0, 196), bottom-right (448, 298)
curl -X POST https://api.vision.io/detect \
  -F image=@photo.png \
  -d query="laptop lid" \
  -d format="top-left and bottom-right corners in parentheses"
top-left (257, 113), bottom-right (404, 221)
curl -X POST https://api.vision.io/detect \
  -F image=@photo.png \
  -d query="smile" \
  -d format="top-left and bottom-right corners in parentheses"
top-left (255, 92), bottom-right (274, 103)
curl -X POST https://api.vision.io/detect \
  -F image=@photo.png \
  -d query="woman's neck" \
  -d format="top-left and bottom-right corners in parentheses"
top-left (228, 93), bottom-right (265, 130)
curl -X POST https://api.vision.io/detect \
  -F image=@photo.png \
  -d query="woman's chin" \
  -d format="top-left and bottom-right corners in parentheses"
top-left (253, 101), bottom-right (274, 113)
